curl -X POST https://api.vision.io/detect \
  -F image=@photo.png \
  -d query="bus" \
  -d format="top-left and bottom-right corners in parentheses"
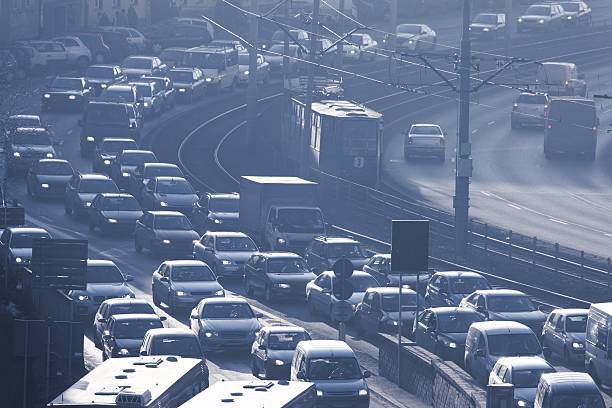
top-left (179, 380), bottom-right (317, 408)
top-left (47, 356), bottom-right (208, 408)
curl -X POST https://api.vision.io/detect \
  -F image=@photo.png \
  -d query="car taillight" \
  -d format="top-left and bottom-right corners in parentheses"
top-left (407, 137), bottom-right (414, 144)
top-left (512, 103), bottom-right (518, 111)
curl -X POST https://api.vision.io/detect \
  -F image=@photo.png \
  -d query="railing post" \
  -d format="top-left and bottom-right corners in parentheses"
top-left (580, 250), bottom-right (585, 287)
top-left (608, 257), bottom-right (611, 288)
top-left (532, 236), bottom-right (537, 269)
top-left (554, 243), bottom-right (559, 273)
top-left (508, 230), bottom-right (513, 262)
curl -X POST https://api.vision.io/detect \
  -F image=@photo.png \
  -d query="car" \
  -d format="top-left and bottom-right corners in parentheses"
top-left (403, 123), bottom-right (446, 161)
top-left (541, 308), bottom-right (588, 364)
top-left (469, 13), bottom-right (506, 39)
top-left (0, 49), bottom-right (18, 82)
top-left (79, 100), bottom-right (139, 157)
top-left (6, 127), bottom-right (56, 174)
top-left (110, 149), bottom-right (158, 190)
top-left (53, 36), bottom-right (92, 67)
top-left (64, 173), bottom-right (119, 217)
top-left (265, 44), bottom-right (306, 76)
top-left (101, 313), bottom-right (165, 360)
top-left (128, 81), bottom-right (164, 118)
top-left (342, 33), bottom-right (378, 61)
top-left (151, 259), bottom-right (225, 312)
top-left (395, 24), bottom-right (437, 52)
top-left (194, 231), bottom-right (259, 279)
top-left (17, 41), bottom-right (68, 69)
top-left (88, 193), bottom-right (143, 234)
top-left (159, 47), bottom-right (188, 68)
top-left (145, 21), bottom-right (212, 54)
top-left (140, 176), bottom-right (198, 214)
top-left (489, 357), bottom-right (555, 408)
top-left (425, 271), bottom-right (491, 307)
top-left (355, 287), bottom-right (424, 337)
top-left (244, 252), bottom-right (317, 302)
top-left (134, 211), bottom-right (199, 256)
top-left (189, 297), bottom-right (262, 352)
top-left (41, 76), bottom-right (92, 111)
top-left (92, 138), bottom-right (138, 174)
top-left (191, 192), bottom-right (240, 232)
top-left (304, 236), bottom-right (371, 274)
top-left (170, 17), bottom-right (215, 39)
top-left (182, 46), bottom-right (239, 92)
top-left (362, 253), bottom-right (431, 292)
top-left (251, 326), bottom-right (312, 380)
top-left (98, 26), bottom-right (148, 52)
top-left (0, 227), bottom-right (51, 275)
top-left (89, 29), bottom-right (133, 61)
top-left (2, 115), bottom-right (42, 141)
top-left (100, 84), bottom-right (144, 117)
top-left (517, 3), bottom-right (566, 32)
top-left (168, 68), bottom-right (206, 103)
top-left (268, 29), bottom-right (309, 48)
top-left (534, 372), bottom-right (606, 408)
top-left (306, 270), bottom-right (379, 321)
top-left (129, 162), bottom-right (184, 198)
top-left (121, 56), bottom-right (168, 79)
top-left (561, 1), bottom-right (592, 25)
top-left (459, 289), bottom-right (548, 336)
top-left (511, 92), bottom-right (550, 129)
top-left (413, 307), bottom-right (484, 364)
top-left (26, 159), bottom-right (75, 199)
top-left (535, 62), bottom-right (586, 97)
top-left (84, 64), bottom-right (126, 96)
top-left (69, 32), bottom-right (112, 64)
top-left (93, 298), bottom-right (156, 348)
top-left (237, 53), bottom-right (270, 86)
top-left (141, 75), bottom-right (176, 111)
top-left (69, 259), bottom-right (135, 319)
top-left (5, 45), bottom-right (33, 79)
top-left (585, 302), bottom-right (612, 387)
top-left (210, 39), bottom-right (247, 53)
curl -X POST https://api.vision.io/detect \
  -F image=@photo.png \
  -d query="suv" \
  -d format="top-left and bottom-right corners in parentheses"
top-left (194, 232), bottom-right (259, 279)
top-left (517, 3), bottom-right (566, 32)
top-left (511, 92), bottom-right (550, 128)
top-left (304, 236), bottom-right (370, 274)
top-left (191, 192), bottom-right (240, 232)
top-left (79, 101), bottom-right (138, 156)
top-left (6, 128), bottom-right (56, 174)
top-left (470, 13), bottom-right (506, 38)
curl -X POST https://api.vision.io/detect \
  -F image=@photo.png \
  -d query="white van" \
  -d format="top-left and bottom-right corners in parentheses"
top-left (183, 46), bottom-right (239, 92)
top-left (464, 321), bottom-right (543, 385)
top-left (291, 340), bottom-right (371, 408)
top-left (586, 302), bottom-right (612, 387)
top-left (534, 372), bottom-right (605, 408)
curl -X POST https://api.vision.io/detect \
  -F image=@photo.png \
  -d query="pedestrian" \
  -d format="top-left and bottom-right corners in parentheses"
top-left (118, 9), bottom-right (128, 26)
top-left (99, 11), bottom-right (111, 26)
top-left (128, 3), bottom-right (138, 28)
top-left (114, 11), bottom-right (121, 26)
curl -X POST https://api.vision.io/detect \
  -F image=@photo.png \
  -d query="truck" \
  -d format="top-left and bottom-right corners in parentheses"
top-left (239, 176), bottom-right (326, 253)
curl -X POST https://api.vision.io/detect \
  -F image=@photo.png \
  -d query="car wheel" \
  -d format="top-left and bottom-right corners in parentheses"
top-left (134, 238), bottom-right (142, 253)
top-left (152, 287), bottom-right (161, 306)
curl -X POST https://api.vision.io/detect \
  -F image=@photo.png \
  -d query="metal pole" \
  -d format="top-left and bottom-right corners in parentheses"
top-left (247, 0), bottom-right (259, 142)
top-left (283, 0), bottom-right (290, 81)
top-left (389, 0), bottom-right (398, 81)
top-left (504, 0), bottom-right (512, 57)
top-left (339, 321), bottom-right (346, 341)
top-left (46, 323), bottom-right (51, 403)
top-left (336, 0), bottom-right (345, 68)
top-left (454, 0), bottom-right (472, 255)
top-left (22, 321), bottom-right (29, 408)
top-left (397, 272), bottom-right (402, 386)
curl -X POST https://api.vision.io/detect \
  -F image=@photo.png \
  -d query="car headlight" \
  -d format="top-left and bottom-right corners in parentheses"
top-left (274, 359), bottom-right (285, 366)
top-left (572, 341), bottom-right (584, 349)
top-left (517, 400), bottom-right (528, 407)
top-left (175, 291), bottom-right (187, 296)
top-left (13, 152), bottom-right (20, 158)
top-left (68, 95), bottom-right (76, 100)
top-left (160, 201), bottom-right (168, 207)
top-left (100, 83), bottom-right (107, 88)
top-left (204, 331), bottom-right (217, 338)
top-left (316, 390), bottom-right (323, 397)
top-left (213, 289), bottom-right (225, 297)
top-left (408, 40), bottom-right (414, 44)
top-left (103, 159), bottom-right (111, 165)
top-left (122, 172), bottom-right (130, 177)
top-left (213, 218), bottom-right (222, 224)
top-left (567, 15), bottom-right (573, 20)
top-left (244, 70), bottom-right (249, 75)
top-left (85, 202), bottom-right (92, 207)
top-left (179, 88), bottom-right (186, 93)
top-left (275, 283), bottom-right (291, 289)
top-left (539, 19), bottom-right (545, 23)
top-left (15, 257), bottom-right (23, 263)
top-left (46, 152), bottom-right (54, 158)
top-left (123, 293), bottom-right (135, 298)
top-left (86, 136), bottom-right (95, 142)
top-left (483, 27), bottom-right (489, 32)
top-left (221, 260), bottom-right (232, 265)
top-left (350, 49), bottom-right (356, 54)
top-left (518, 17), bottom-right (523, 22)
top-left (41, 183), bottom-right (49, 189)
top-left (118, 348), bottom-right (130, 356)
top-left (205, 77), bottom-right (212, 82)
top-left (143, 102), bottom-right (149, 107)
top-left (77, 294), bottom-right (89, 301)
top-left (162, 239), bottom-right (171, 244)
top-left (43, 93), bottom-right (51, 99)
top-left (358, 389), bottom-right (369, 397)
top-left (276, 238), bottom-right (286, 246)
top-left (107, 218), bottom-right (118, 223)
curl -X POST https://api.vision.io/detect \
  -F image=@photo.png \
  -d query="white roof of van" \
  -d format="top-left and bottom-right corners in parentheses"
top-left (298, 340), bottom-right (355, 358)
top-left (591, 302), bottom-right (612, 315)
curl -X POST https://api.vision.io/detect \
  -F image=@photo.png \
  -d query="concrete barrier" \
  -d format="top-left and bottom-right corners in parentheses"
top-left (378, 333), bottom-right (487, 408)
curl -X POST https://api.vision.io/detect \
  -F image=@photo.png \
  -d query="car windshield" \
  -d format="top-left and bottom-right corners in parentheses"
top-left (347, 34), bottom-right (364, 45)
top-left (86, 66), bottom-right (113, 78)
top-left (150, 336), bottom-right (201, 358)
top-left (201, 302), bottom-right (254, 319)
top-left (185, 52), bottom-right (224, 70)
top-left (326, 243), bottom-right (368, 258)
top-left (565, 314), bottom-right (588, 332)
top-left (123, 152), bottom-right (156, 166)
top-left (36, 161), bottom-right (73, 175)
top-left (517, 94), bottom-right (548, 104)
top-left (411, 125), bottom-right (441, 135)
top-left (123, 58), bottom-right (151, 69)
top-left (551, 395), bottom-right (605, 408)
top-left (169, 71), bottom-right (194, 83)
top-left (267, 332), bottom-right (310, 350)
top-left (10, 232), bottom-right (50, 248)
top-left (145, 166), bottom-right (182, 179)
top-left (268, 258), bottom-right (309, 274)
top-left (154, 215), bottom-right (192, 230)
top-left (512, 368), bottom-right (554, 388)
top-left (397, 24), bottom-right (421, 34)
top-left (86, 104), bottom-right (128, 125)
top-left (487, 295), bottom-right (537, 312)
top-left (13, 131), bottom-right (51, 145)
top-left (156, 179), bottom-right (193, 194)
top-left (8, 117), bottom-right (40, 128)
top-left (134, 84), bottom-right (152, 97)
top-left (561, 2), bottom-right (580, 12)
top-left (171, 265), bottom-right (215, 281)
top-left (526, 5), bottom-right (550, 16)
top-left (437, 313), bottom-right (483, 333)
top-left (381, 292), bottom-right (423, 311)
top-left (114, 319), bottom-right (162, 339)
top-left (79, 179), bottom-right (118, 194)
top-left (109, 303), bottom-right (155, 316)
top-left (101, 140), bottom-right (137, 155)
top-left (308, 357), bottom-right (362, 380)
top-left (487, 333), bottom-right (542, 356)
top-left (473, 14), bottom-right (497, 24)
top-left (238, 53), bottom-right (249, 65)
top-left (88, 264), bottom-right (124, 283)
top-left (215, 237), bottom-right (257, 252)
top-left (332, 275), bottom-right (378, 292)
top-left (276, 209), bottom-right (325, 233)
top-left (102, 196), bottom-right (140, 211)
top-left (208, 197), bottom-right (239, 212)
top-left (449, 277), bottom-right (490, 294)
top-left (103, 89), bottom-right (135, 103)
top-left (51, 78), bottom-right (83, 89)
top-left (268, 44), bottom-right (285, 54)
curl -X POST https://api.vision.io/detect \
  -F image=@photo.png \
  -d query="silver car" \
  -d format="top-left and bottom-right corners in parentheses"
top-left (193, 231), bottom-right (259, 278)
top-left (403, 123), bottom-right (446, 161)
top-left (541, 308), bottom-right (588, 364)
top-left (140, 176), bottom-right (198, 214)
top-left (251, 326), bottom-right (311, 379)
top-left (511, 93), bottom-right (550, 128)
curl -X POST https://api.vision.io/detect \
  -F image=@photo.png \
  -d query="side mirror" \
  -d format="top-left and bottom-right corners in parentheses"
top-left (190, 312), bottom-right (198, 319)
top-left (476, 349), bottom-right (486, 358)
top-left (159, 316), bottom-right (167, 321)
top-left (363, 370), bottom-right (372, 379)
top-left (296, 371), bottom-right (306, 380)
top-left (256, 313), bottom-right (264, 318)
top-left (125, 274), bottom-right (134, 282)
top-left (97, 317), bottom-right (107, 323)
top-left (140, 350), bottom-right (148, 356)
top-left (258, 344), bottom-right (266, 350)
top-left (160, 276), bottom-right (169, 282)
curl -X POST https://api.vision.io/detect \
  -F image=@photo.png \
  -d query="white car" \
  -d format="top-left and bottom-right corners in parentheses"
top-left (99, 26), bottom-right (148, 52)
top-left (53, 36), bottom-right (92, 67)
top-left (237, 53), bottom-right (270, 85)
top-left (395, 24), bottom-right (437, 52)
top-left (404, 123), bottom-right (446, 161)
top-left (342, 33), bottom-right (378, 61)
top-left (17, 41), bottom-right (67, 68)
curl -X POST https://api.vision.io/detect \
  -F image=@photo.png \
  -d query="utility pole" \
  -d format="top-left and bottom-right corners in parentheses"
top-left (247, 0), bottom-right (259, 142)
top-left (389, 0), bottom-right (398, 80)
top-left (283, 0), bottom-right (290, 81)
top-left (504, 0), bottom-right (512, 56)
top-left (300, 0), bottom-right (320, 178)
top-left (454, 0), bottom-right (473, 255)
top-left (336, 0), bottom-right (345, 68)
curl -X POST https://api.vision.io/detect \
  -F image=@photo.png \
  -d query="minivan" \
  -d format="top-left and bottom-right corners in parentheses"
top-left (465, 321), bottom-right (544, 385)
top-left (585, 302), bottom-right (612, 387)
top-left (534, 372), bottom-right (605, 408)
top-left (291, 340), bottom-right (371, 408)
top-left (544, 97), bottom-right (598, 160)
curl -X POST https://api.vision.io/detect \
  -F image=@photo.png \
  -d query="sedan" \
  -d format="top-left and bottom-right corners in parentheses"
top-left (251, 326), bottom-right (311, 379)
top-left (168, 68), bottom-right (205, 103)
top-left (41, 76), bottom-right (91, 111)
top-left (26, 159), bottom-right (75, 199)
top-left (194, 231), bottom-right (259, 279)
top-left (134, 211), bottom-right (199, 256)
top-left (395, 23), bottom-right (437, 52)
top-left (561, 1), bottom-right (591, 25)
top-left (92, 138), bottom-right (138, 174)
top-left (403, 123), bottom-right (446, 161)
top-left (2, 115), bottom-right (42, 140)
top-left (489, 357), bottom-right (555, 408)
top-left (189, 297), bottom-right (262, 352)
top-left (69, 259), bottom-right (135, 319)
top-left (362, 253), bottom-right (431, 292)
top-left (517, 3), bottom-right (566, 32)
top-left (140, 329), bottom-right (209, 374)
top-left (64, 174), bottom-right (119, 217)
top-left (237, 52), bottom-right (270, 86)
top-left (102, 313), bottom-right (165, 360)
top-left (152, 260), bottom-right (225, 312)
top-left (141, 75), bottom-right (176, 111)
top-left (84, 64), bottom-right (126, 96)
top-left (425, 271), bottom-right (491, 307)
top-left (130, 163), bottom-right (184, 198)
top-left (355, 287), bottom-right (424, 337)
top-left (0, 227), bottom-right (51, 274)
top-left (140, 176), bottom-right (198, 214)
top-left (110, 149), bottom-right (158, 190)
top-left (88, 193), bottom-right (143, 234)
top-left (541, 308), bottom-right (588, 364)
top-left (343, 33), bottom-right (377, 61)
top-left (121, 55), bottom-right (167, 79)
top-left (93, 298), bottom-right (155, 348)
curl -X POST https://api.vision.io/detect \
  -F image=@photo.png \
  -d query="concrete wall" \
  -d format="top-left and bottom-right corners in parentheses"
top-left (378, 333), bottom-right (487, 408)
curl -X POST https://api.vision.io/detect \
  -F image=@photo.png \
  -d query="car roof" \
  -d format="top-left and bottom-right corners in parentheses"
top-left (101, 137), bottom-right (137, 143)
top-left (541, 61), bottom-right (576, 67)
top-left (187, 46), bottom-right (235, 54)
top-left (199, 296), bottom-right (250, 305)
top-left (551, 308), bottom-right (589, 316)
top-left (411, 123), bottom-right (441, 128)
top-left (144, 162), bottom-right (178, 168)
top-left (88, 64), bottom-right (119, 69)
top-left (430, 307), bottom-right (481, 316)
top-left (470, 320), bottom-right (532, 334)
top-left (106, 84), bottom-right (134, 91)
top-left (262, 325), bottom-right (309, 334)
top-left (591, 302), bottom-right (612, 316)
top-left (162, 47), bottom-right (188, 51)
top-left (96, 193), bottom-right (136, 199)
top-left (53, 75), bottom-right (84, 81)
top-left (124, 55), bottom-right (154, 60)
top-left (121, 149), bottom-right (154, 155)
top-left (472, 289), bottom-right (526, 297)
top-left (321, 270), bottom-right (372, 278)
top-left (145, 328), bottom-right (195, 338)
top-left (102, 298), bottom-right (151, 307)
top-left (163, 260), bottom-right (207, 267)
top-left (207, 231), bottom-right (251, 238)
top-left (433, 271), bottom-right (485, 279)
top-left (207, 192), bottom-right (239, 199)
top-left (7, 227), bottom-right (49, 234)
top-left (111, 313), bottom-right (161, 322)
top-left (149, 210), bottom-right (186, 217)
top-left (170, 67), bottom-right (196, 72)
top-left (13, 127), bottom-right (48, 133)
top-left (153, 176), bottom-right (188, 182)
top-left (79, 173), bottom-right (111, 180)
top-left (8, 114), bottom-right (40, 120)
top-left (496, 356), bottom-right (552, 370)
top-left (255, 251), bottom-right (303, 259)
top-left (87, 259), bottom-right (117, 267)
top-left (540, 372), bottom-right (599, 390)
top-left (365, 287), bottom-right (417, 295)
top-left (297, 340), bottom-right (354, 357)
top-left (315, 236), bottom-right (360, 244)
top-left (37, 159), bottom-right (70, 165)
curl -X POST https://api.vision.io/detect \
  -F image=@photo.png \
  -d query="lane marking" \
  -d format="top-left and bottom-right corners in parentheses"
top-left (507, 204), bottom-right (522, 210)
top-left (481, 191), bottom-right (491, 197)
top-left (548, 218), bottom-right (568, 225)
top-left (488, 121), bottom-right (496, 126)
top-left (472, 129), bottom-right (479, 134)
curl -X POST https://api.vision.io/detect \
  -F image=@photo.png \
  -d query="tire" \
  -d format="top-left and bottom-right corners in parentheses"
top-left (77, 56), bottom-right (90, 68)
top-left (152, 287), bottom-right (161, 307)
top-left (134, 237), bottom-right (142, 253)
top-left (65, 204), bottom-right (73, 215)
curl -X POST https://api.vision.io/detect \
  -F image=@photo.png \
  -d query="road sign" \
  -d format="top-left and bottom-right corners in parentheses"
top-left (353, 156), bottom-right (365, 168)
top-left (332, 258), bottom-right (354, 279)
top-left (332, 300), bottom-right (354, 322)
top-left (391, 220), bottom-right (429, 273)
top-left (332, 279), bottom-right (353, 301)
top-left (31, 238), bottom-right (88, 289)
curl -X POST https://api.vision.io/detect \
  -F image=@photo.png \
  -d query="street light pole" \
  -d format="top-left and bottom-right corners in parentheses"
top-left (247, 0), bottom-right (259, 142)
top-left (389, 0), bottom-right (398, 80)
top-left (336, 0), bottom-right (345, 68)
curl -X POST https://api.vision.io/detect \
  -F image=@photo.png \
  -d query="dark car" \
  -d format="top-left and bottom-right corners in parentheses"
top-left (100, 84), bottom-right (144, 117)
top-left (64, 173), bottom-right (119, 217)
top-left (71, 32), bottom-right (112, 64)
top-left (0, 227), bottom-right (51, 275)
top-left (0, 49), bottom-right (19, 82)
top-left (191, 192), bottom-right (239, 232)
top-left (414, 307), bottom-right (485, 364)
top-left (121, 56), bottom-right (167, 79)
top-left (140, 176), bottom-right (198, 214)
top-left (168, 68), bottom-right (205, 103)
top-left (244, 252), bottom-right (317, 302)
top-left (362, 253), bottom-right (431, 293)
top-left (110, 149), bottom-right (158, 190)
top-left (42, 76), bottom-right (92, 111)
top-left (93, 137), bottom-right (139, 174)
top-left (129, 162), bottom-right (184, 198)
top-left (251, 326), bottom-right (311, 380)
top-left (541, 308), bottom-right (588, 364)
top-left (561, 1), bottom-right (591, 25)
top-left (145, 21), bottom-right (212, 54)
top-left (90, 30), bottom-right (132, 61)
top-left (304, 236), bottom-right (370, 274)
top-left (355, 287), bottom-right (424, 337)
top-left (93, 298), bottom-right (156, 348)
top-left (425, 271), bottom-right (491, 307)
top-left (193, 231), bottom-right (259, 279)
top-left (134, 210), bottom-right (199, 256)
top-left (101, 313), bottom-right (165, 360)
top-left (84, 64), bottom-right (126, 96)
top-left (151, 259), bottom-right (224, 311)
top-left (128, 81), bottom-right (164, 118)
top-left (141, 75), bottom-right (176, 111)
top-left (2, 115), bottom-right (42, 141)
top-left (26, 159), bottom-right (75, 199)
top-left (159, 47), bottom-right (187, 68)
top-left (6, 127), bottom-right (56, 174)
top-left (79, 101), bottom-right (139, 156)
top-left (88, 193), bottom-right (143, 234)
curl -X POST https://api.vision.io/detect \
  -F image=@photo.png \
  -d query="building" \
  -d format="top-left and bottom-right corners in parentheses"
top-left (86, 0), bottom-right (155, 27)
top-left (40, 0), bottom-right (86, 37)
top-left (0, 0), bottom-right (42, 45)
